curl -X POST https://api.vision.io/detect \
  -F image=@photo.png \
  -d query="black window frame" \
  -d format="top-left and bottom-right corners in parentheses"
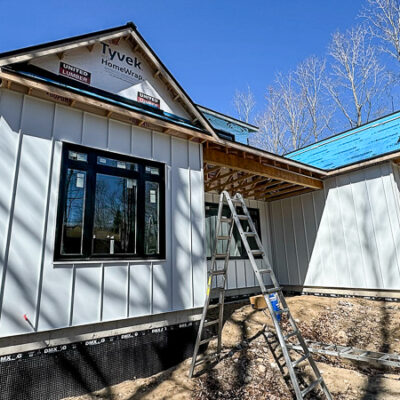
top-left (205, 202), bottom-right (262, 260)
top-left (54, 143), bottom-right (165, 261)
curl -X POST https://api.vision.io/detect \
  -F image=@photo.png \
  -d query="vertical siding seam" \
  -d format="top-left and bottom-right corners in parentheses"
top-left (151, 130), bottom-right (154, 160)
top-left (348, 176), bottom-right (368, 288)
top-left (126, 263), bottom-right (131, 317)
top-left (106, 118), bottom-right (110, 150)
top-left (199, 143), bottom-right (207, 295)
top-left (150, 262), bottom-right (154, 314)
top-left (130, 125), bottom-right (134, 156)
top-left (80, 112), bottom-right (85, 144)
top-left (290, 198), bottom-right (301, 284)
top-left (34, 102), bottom-right (57, 330)
top-left (379, 164), bottom-right (400, 283)
top-left (335, 177), bottom-right (353, 288)
top-left (280, 201), bottom-right (291, 284)
top-left (100, 263), bottom-right (105, 322)
top-left (69, 265), bottom-right (76, 326)
top-left (0, 95), bottom-right (26, 321)
top-left (363, 173), bottom-right (386, 288)
top-left (268, 202), bottom-right (278, 281)
top-left (323, 181), bottom-right (339, 286)
top-left (300, 196), bottom-right (310, 262)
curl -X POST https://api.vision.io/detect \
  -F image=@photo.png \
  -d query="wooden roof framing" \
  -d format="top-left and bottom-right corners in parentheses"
top-left (203, 143), bottom-right (325, 202)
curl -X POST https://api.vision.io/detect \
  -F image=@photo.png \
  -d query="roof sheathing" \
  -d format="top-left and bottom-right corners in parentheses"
top-left (286, 110), bottom-right (400, 172)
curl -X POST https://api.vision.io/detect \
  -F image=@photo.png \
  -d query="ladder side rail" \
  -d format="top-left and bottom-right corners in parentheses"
top-left (189, 192), bottom-right (234, 378)
top-left (189, 193), bottom-right (227, 378)
top-left (216, 205), bottom-right (236, 353)
top-left (234, 193), bottom-right (281, 289)
top-left (209, 192), bottom-right (227, 274)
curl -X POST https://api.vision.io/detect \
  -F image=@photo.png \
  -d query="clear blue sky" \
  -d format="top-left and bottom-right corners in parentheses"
top-left (0, 0), bottom-right (366, 117)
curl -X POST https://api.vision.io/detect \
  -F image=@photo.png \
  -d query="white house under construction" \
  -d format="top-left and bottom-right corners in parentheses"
top-left (1, 22), bottom-right (400, 399)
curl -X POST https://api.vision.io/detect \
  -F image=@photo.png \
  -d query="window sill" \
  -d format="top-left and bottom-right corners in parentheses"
top-left (53, 259), bottom-right (167, 266)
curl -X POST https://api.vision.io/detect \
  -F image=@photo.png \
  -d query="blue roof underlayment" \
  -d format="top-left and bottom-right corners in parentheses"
top-left (201, 110), bottom-right (257, 144)
top-left (285, 112), bottom-right (400, 170)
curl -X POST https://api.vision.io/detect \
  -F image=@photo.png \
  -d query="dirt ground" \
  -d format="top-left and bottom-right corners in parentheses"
top-left (64, 294), bottom-right (400, 400)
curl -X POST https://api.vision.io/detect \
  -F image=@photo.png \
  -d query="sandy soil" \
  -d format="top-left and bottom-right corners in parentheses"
top-left (63, 294), bottom-right (400, 400)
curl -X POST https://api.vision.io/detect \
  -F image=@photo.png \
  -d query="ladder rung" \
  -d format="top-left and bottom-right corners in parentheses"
top-left (204, 319), bottom-right (219, 328)
top-left (220, 217), bottom-right (232, 223)
top-left (251, 250), bottom-right (264, 256)
top-left (194, 353), bottom-right (218, 366)
top-left (231, 198), bottom-right (243, 204)
top-left (207, 303), bottom-right (220, 310)
top-left (200, 335), bottom-right (218, 346)
top-left (243, 232), bottom-right (256, 237)
top-left (301, 377), bottom-right (322, 397)
top-left (262, 287), bottom-right (282, 295)
top-left (214, 253), bottom-right (228, 259)
top-left (210, 270), bottom-right (226, 276)
top-left (284, 330), bottom-right (298, 340)
top-left (292, 353), bottom-right (310, 368)
top-left (217, 236), bottom-right (230, 240)
top-left (258, 269), bottom-right (271, 274)
top-left (237, 215), bottom-right (248, 220)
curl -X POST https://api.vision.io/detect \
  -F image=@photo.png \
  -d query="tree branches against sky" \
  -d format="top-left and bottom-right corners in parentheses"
top-left (235, 0), bottom-right (398, 154)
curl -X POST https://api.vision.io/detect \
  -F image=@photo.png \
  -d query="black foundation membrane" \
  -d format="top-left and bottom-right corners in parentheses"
top-left (0, 322), bottom-right (198, 400)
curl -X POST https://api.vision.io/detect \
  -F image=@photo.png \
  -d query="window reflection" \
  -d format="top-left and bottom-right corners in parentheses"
top-left (61, 169), bottom-right (86, 254)
top-left (93, 174), bottom-right (137, 254)
top-left (145, 181), bottom-right (159, 255)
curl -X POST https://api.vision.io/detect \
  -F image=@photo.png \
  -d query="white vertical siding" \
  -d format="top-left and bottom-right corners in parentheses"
top-left (0, 89), bottom-right (207, 337)
top-left (270, 163), bottom-right (400, 290)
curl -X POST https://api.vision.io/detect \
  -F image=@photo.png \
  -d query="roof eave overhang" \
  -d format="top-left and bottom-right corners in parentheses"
top-left (0, 68), bottom-right (213, 143)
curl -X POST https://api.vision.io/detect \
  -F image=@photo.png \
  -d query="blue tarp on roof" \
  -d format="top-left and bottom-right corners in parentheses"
top-left (285, 112), bottom-right (400, 170)
top-left (200, 110), bottom-right (257, 145)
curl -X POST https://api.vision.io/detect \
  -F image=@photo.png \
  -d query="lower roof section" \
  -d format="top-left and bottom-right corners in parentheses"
top-left (286, 111), bottom-right (400, 170)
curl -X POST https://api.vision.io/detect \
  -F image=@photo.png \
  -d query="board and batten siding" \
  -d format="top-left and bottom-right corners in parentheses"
top-left (204, 193), bottom-right (274, 292)
top-left (0, 88), bottom-right (207, 338)
top-left (269, 162), bottom-right (400, 290)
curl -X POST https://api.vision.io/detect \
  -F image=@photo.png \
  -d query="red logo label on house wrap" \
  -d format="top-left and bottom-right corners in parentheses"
top-left (59, 62), bottom-right (91, 84)
top-left (137, 92), bottom-right (160, 108)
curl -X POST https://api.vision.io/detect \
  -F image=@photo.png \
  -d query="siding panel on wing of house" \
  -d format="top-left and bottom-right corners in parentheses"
top-left (270, 163), bottom-right (400, 291)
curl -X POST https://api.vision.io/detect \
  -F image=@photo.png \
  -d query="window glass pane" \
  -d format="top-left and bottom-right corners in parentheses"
top-left (145, 181), bottom-right (160, 255)
top-left (97, 156), bottom-right (138, 171)
top-left (205, 204), bottom-right (260, 258)
top-left (61, 169), bottom-right (86, 254)
top-left (68, 151), bottom-right (87, 162)
top-left (93, 174), bottom-right (137, 254)
top-left (145, 166), bottom-right (160, 175)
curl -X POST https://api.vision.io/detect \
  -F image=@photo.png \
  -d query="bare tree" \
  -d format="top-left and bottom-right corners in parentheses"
top-left (361, 0), bottom-right (400, 63)
top-left (252, 87), bottom-right (289, 154)
top-left (275, 72), bottom-right (313, 150)
top-left (233, 85), bottom-right (256, 123)
top-left (295, 56), bottom-right (332, 141)
top-left (326, 25), bottom-right (386, 128)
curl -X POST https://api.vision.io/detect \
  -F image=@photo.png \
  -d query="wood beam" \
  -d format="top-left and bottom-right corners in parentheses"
top-left (265, 187), bottom-right (313, 202)
top-left (206, 171), bottom-right (237, 191)
top-left (204, 165), bottom-right (222, 175)
top-left (264, 185), bottom-right (307, 200)
top-left (203, 148), bottom-right (323, 190)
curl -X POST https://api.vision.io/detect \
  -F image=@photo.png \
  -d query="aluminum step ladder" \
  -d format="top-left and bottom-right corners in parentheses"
top-left (189, 191), bottom-right (332, 400)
